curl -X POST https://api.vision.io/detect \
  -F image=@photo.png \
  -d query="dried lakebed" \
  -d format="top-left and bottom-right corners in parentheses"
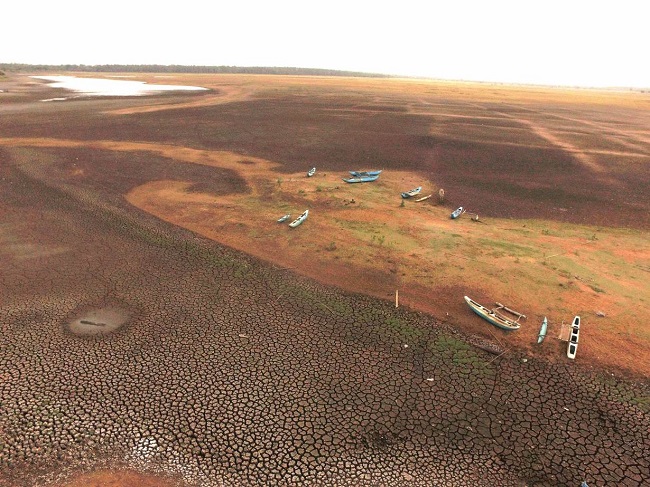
top-left (0, 155), bottom-right (648, 487)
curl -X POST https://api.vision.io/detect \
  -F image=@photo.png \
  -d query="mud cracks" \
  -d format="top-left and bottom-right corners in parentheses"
top-left (1, 75), bottom-right (649, 486)
top-left (0, 143), bottom-right (648, 487)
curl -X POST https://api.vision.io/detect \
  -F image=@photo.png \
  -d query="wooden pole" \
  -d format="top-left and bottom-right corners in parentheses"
top-left (395, 289), bottom-right (399, 308)
top-left (495, 302), bottom-right (527, 319)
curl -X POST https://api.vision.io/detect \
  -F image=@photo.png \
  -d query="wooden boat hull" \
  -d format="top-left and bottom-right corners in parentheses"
top-left (401, 186), bottom-right (422, 198)
top-left (464, 296), bottom-right (521, 330)
top-left (537, 317), bottom-right (548, 343)
top-left (567, 315), bottom-right (580, 359)
top-left (289, 209), bottom-right (309, 228)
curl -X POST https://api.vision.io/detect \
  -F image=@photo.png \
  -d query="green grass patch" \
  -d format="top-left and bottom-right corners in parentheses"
top-left (475, 237), bottom-right (537, 258)
top-left (380, 316), bottom-right (423, 342)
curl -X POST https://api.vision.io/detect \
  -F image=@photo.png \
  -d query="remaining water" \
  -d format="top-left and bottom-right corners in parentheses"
top-left (32, 75), bottom-right (208, 99)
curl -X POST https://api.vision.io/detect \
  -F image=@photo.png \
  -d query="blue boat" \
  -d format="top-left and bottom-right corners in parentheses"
top-left (537, 317), bottom-right (548, 343)
top-left (349, 170), bottom-right (382, 177)
top-left (451, 206), bottom-right (464, 219)
top-left (464, 296), bottom-right (521, 331)
top-left (401, 186), bottom-right (422, 198)
top-left (343, 175), bottom-right (379, 183)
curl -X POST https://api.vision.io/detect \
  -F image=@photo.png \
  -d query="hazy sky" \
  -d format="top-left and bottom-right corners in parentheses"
top-left (3, 0), bottom-right (647, 87)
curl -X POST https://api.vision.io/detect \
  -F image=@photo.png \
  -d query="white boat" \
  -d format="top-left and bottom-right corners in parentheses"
top-left (307, 167), bottom-right (316, 177)
top-left (277, 214), bottom-right (291, 223)
top-left (567, 315), bottom-right (580, 359)
top-left (451, 206), bottom-right (464, 219)
top-left (289, 209), bottom-right (309, 228)
top-left (401, 186), bottom-right (422, 198)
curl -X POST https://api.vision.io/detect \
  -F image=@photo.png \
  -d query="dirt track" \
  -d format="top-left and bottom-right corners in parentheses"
top-left (0, 73), bottom-right (648, 486)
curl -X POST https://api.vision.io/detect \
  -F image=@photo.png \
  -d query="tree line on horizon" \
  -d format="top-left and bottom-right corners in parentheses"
top-left (0, 63), bottom-right (390, 78)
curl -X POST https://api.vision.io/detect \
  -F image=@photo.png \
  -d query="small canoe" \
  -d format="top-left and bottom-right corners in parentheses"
top-left (277, 214), bottom-right (291, 223)
top-left (567, 315), bottom-right (580, 359)
top-left (464, 296), bottom-right (521, 331)
top-left (537, 317), bottom-right (548, 343)
top-left (342, 175), bottom-right (379, 183)
top-left (307, 167), bottom-right (316, 177)
top-left (415, 194), bottom-right (432, 202)
top-left (451, 206), bottom-right (464, 219)
top-left (401, 186), bottom-right (422, 198)
top-left (349, 170), bottom-right (382, 177)
top-left (289, 209), bottom-right (309, 228)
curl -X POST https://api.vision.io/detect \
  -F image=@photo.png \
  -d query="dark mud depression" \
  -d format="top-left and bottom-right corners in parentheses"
top-left (0, 74), bottom-right (648, 486)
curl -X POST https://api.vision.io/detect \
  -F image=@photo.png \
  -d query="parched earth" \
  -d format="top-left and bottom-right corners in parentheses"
top-left (0, 74), bottom-right (649, 486)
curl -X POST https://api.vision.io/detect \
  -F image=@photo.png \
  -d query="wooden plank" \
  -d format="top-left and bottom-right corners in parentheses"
top-left (495, 302), bottom-right (527, 319)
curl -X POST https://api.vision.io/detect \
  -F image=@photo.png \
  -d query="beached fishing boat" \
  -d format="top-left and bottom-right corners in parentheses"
top-left (307, 167), bottom-right (316, 177)
top-left (567, 315), bottom-right (580, 359)
top-left (289, 209), bottom-right (309, 228)
top-left (538, 316), bottom-right (548, 343)
top-left (464, 296), bottom-right (521, 331)
top-left (349, 170), bottom-right (382, 177)
top-left (277, 214), bottom-right (291, 223)
top-left (415, 194), bottom-right (432, 202)
top-left (342, 175), bottom-right (379, 183)
top-left (451, 206), bottom-right (464, 219)
top-left (401, 186), bottom-right (422, 198)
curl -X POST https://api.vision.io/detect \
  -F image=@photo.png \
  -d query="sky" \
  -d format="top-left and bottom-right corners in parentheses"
top-left (2, 0), bottom-right (647, 88)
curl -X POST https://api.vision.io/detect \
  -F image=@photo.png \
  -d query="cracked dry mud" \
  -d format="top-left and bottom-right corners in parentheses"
top-left (0, 74), bottom-right (649, 486)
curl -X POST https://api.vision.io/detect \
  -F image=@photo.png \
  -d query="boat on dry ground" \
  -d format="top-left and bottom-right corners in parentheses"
top-left (451, 206), bottom-right (464, 219)
top-left (538, 317), bottom-right (548, 343)
top-left (307, 167), bottom-right (316, 177)
top-left (343, 175), bottom-right (379, 183)
top-left (464, 296), bottom-right (521, 330)
top-left (401, 186), bottom-right (422, 198)
top-left (289, 209), bottom-right (309, 228)
top-left (567, 315), bottom-right (580, 359)
top-left (277, 214), bottom-right (291, 223)
top-left (349, 170), bottom-right (382, 177)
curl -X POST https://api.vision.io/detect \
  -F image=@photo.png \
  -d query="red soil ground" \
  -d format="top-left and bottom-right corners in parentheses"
top-left (1, 73), bottom-right (648, 379)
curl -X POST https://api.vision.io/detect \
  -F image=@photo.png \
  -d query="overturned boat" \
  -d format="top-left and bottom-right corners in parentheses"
top-left (537, 317), bottom-right (548, 343)
top-left (277, 214), bottom-right (291, 223)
